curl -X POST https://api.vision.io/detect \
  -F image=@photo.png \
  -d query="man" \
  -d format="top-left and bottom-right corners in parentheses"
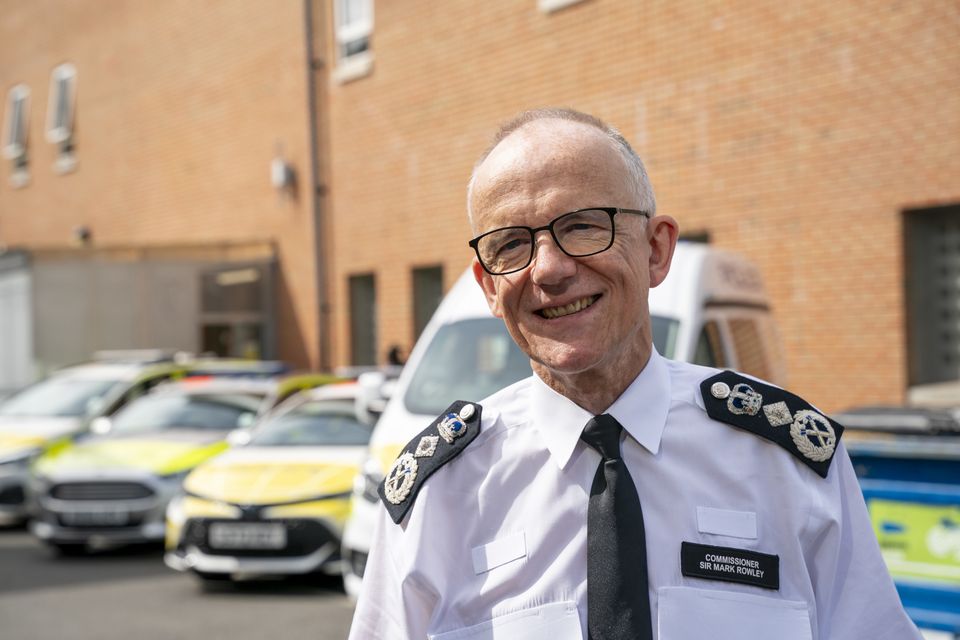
top-left (349, 108), bottom-right (920, 639)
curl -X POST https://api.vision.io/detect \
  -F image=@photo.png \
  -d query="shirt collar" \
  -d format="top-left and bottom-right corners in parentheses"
top-left (531, 348), bottom-right (672, 470)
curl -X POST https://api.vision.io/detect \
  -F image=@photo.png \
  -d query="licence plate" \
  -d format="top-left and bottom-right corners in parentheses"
top-left (60, 508), bottom-right (130, 526)
top-left (208, 523), bottom-right (287, 550)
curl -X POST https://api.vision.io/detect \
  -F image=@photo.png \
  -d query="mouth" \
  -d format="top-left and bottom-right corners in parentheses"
top-left (537, 295), bottom-right (600, 320)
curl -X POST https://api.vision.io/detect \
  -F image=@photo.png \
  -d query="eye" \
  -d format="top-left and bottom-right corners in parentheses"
top-left (489, 230), bottom-right (530, 257)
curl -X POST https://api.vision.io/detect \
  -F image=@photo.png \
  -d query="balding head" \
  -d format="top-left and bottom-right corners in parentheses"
top-left (467, 108), bottom-right (656, 227)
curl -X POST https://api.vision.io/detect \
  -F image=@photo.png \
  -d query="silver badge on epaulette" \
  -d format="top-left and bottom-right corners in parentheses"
top-left (728, 383), bottom-right (762, 416)
top-left (458, 403), bottom-right (476, 421)
top-left (414, 435), bottom-right (439, 457)
top-left (383, 453), bottom-right (418, 504)
top-left (763, 401), bottom-right (793, 427)
top-left (711, 382), bottom-right (731, 399)
top-left (438, 412), bottom-right (467, 444)
top-left (790, 410), bottom-right (836, 462)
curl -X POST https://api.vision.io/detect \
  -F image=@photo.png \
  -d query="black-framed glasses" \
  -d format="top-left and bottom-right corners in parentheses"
top-left (468, 207), bottom-right (650, 275)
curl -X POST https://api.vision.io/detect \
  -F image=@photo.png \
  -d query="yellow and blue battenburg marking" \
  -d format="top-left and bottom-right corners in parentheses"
top-left (379, 400), bottom-right (482, 524)
top-left (701, 371), bottom-right (844, 478)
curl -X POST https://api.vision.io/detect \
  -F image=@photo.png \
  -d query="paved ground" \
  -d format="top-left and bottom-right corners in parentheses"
top-left (0, 527), bottom-right (356, 640)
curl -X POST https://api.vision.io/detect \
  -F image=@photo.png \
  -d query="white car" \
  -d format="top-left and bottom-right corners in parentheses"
top-left (341, 242), bottom-right (786, 598)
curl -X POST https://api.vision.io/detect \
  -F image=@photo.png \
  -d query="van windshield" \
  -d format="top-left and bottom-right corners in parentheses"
top-left (404, 315), bottom-right (679, 415)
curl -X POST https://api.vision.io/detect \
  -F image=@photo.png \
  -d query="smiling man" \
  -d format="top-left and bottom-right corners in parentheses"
top-left (348, 109), bottom-right (920, 640)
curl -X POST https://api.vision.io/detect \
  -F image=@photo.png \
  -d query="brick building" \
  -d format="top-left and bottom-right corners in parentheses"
top-left (1, 0), bottom-right (958, 411)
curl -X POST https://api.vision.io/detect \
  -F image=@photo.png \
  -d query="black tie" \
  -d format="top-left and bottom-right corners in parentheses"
top-left (580, 414), bottom-right (653, 640)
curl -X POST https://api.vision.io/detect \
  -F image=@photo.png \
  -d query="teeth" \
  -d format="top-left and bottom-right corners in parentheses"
top-left (541, 296), bottom-right (597, 319)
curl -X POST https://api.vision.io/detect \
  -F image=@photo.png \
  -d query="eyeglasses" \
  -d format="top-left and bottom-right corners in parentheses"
top-left (468, 207), bottom-right (651, 275)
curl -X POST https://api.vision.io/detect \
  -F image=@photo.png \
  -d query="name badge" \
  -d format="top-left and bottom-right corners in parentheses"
top-left (681, 542), bottom-right (779, 590)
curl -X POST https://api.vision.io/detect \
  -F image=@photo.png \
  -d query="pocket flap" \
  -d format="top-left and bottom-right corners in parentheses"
top-left (472, 531), bottom-right (526, 574)
top-left (697, 506), bottom-right (758, 539)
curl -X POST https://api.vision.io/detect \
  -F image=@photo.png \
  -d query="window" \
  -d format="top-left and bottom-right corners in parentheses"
top-left (412, 266), bottom-right (443, 341)
top-left (693, 320), bottom-right (728, 368)
top-left (199, 263), bottom-right (274, 360)
top-left (46, 63), bottom-right (77, 173)
top-left (3, 84), bottom-right (30, 186)
top-left (349, 273), bottom-right (377, 366)
top-left (333, 0), bottom-right (373, 82)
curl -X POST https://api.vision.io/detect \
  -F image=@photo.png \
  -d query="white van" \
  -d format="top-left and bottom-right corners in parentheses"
top-left (341, 241), bottom-right (785, 597)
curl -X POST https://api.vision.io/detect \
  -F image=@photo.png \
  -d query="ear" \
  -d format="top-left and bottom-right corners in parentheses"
top-left (647, 215), bottom-right (679, 288)
top-left (473, 259), bottom-right (504, 318)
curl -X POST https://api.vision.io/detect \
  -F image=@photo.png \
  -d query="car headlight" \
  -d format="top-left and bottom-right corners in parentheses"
top-left (353, 458), bottom-right (383, 504)
top-left (26, 470), bottom-right (52, 497)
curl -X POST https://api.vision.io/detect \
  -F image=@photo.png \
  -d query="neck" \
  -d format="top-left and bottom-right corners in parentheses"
top-left (532, 342), bottom-right (653, 415)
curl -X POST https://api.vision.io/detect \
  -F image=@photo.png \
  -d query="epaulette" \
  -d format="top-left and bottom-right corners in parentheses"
top-left (699, 371), bottom-right (844, 478)
top-left (379, 400), bottom-right (482, 524)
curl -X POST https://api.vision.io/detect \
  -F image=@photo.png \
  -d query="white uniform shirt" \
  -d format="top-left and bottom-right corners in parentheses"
top-left (349, 351), bottom-right (921, 640)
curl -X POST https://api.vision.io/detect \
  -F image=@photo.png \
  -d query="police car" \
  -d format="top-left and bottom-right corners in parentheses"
top-left (27, 377), bottom-right (270, 553)
top-left (0, 353), bottom-right (191, 526)
top-left (164, 382), bottom-right (372, 583)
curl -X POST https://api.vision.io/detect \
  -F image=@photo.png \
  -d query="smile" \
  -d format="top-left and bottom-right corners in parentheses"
top-left (539, 295), bottom-right (599, 319)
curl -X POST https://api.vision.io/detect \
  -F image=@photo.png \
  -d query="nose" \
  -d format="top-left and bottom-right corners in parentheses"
top-left (529, 232), bottom-right (577, 285)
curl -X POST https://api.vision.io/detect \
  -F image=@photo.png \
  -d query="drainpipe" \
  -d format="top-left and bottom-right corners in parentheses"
top-left (303, 0), bottom-right (331, 371)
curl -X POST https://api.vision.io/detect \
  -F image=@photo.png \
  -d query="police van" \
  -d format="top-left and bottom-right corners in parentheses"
top-left (341, 241), bottom-right (786, 598)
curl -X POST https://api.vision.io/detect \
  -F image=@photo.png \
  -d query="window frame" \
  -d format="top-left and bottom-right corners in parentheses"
top-left (3, 84), bottom-right (30, 162)
top-left (45, 63), bottom-right (76, 145)
top-left (332, 0), bottom-right (374, 83)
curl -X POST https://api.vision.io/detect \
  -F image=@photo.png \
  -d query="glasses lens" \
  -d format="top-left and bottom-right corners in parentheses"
top-left (476, 227), bottom-right (533, 274)
top-left (553, 209), bottom-right (614, 256)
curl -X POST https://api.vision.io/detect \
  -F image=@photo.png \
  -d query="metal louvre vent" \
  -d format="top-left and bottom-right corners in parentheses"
top-left (49, 482), bottom-right (154, 501)
top-left (906, 204), bottom-right (960, 386)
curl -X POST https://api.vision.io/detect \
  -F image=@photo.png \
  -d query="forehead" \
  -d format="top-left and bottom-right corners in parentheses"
top-left (471, 120), bottom-right (632, 228)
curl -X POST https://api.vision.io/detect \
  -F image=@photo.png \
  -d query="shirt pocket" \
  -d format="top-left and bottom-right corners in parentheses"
top-left (657, 587), bottom-right (812, 640)
top-left (428, 601), bottom-right (582, 640)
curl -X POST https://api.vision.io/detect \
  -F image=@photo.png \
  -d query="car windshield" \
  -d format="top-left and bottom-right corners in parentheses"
top-left (404, 318), bottom-right (533, 415)
top-left (0, 377), bottom-right (123, 418)
top-left (251, 399), bottom-right (372, 446)
top-left (404, 315), bottom-right (679, 416)
top-left (110, 393), bottom-right (262, 434)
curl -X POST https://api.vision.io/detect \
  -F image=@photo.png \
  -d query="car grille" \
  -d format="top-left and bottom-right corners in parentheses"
top-left (182, 518), bottom-right (337, 558)
top-left (49, 481), bottom-right (155, 501)
top-left (0, 485), bottom-right (25, 506)
top-left (54, 512), bottom-right (146, 529)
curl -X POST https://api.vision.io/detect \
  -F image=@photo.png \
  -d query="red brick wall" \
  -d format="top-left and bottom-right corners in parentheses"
top-left (3, 1), bottom-right (957, 411)
top-left (324, 0), bottom-right (959, 411)
top-left (0, 0), bottom-right (322, 369)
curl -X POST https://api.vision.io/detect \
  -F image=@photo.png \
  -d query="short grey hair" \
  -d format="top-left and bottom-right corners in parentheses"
top-left (466, 107), bottom-right (656, 223)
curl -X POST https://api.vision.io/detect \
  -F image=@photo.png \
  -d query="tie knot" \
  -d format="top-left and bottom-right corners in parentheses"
top-left (581, 414), bottom-right (623, 461)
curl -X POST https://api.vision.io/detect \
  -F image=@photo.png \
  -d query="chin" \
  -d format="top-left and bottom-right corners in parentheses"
top-left (528, 342), bottom-right (607, 376)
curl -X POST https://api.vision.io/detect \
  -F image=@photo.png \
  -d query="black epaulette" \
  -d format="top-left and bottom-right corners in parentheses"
top-left (379, 400), bottom-right (482, 524)
top-left (700, 371), bottom-right (844, 478)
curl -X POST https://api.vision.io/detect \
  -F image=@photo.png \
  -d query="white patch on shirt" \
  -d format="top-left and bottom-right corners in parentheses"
top-left (697, 506), bottom-right (758, 539)
top-left (471, 531), bottom-right (527, 575)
